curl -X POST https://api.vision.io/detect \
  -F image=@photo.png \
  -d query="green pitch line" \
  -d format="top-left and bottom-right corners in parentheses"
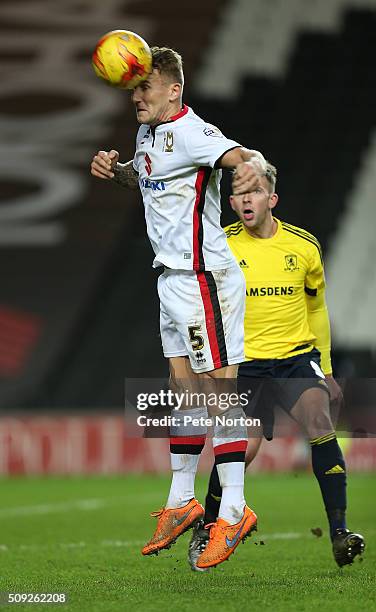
top-left (0, 473), bottom-right (374, 612)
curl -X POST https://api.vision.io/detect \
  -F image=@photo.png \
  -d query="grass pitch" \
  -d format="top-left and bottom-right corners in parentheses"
top-left (0, 473), bottom-right (375, 611)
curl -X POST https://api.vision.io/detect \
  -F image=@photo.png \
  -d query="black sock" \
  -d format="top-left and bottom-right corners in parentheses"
top-left (310, 434), bottom-right (347, 540)
top-left (204, 464), bottom-right (222, 524)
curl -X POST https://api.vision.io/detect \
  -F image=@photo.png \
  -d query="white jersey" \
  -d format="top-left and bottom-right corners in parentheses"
top-left (133, 105), bottom-right (240, 271)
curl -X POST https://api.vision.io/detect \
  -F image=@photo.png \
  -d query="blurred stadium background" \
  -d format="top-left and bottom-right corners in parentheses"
top-left (0, 0), bottom-right (376, 475)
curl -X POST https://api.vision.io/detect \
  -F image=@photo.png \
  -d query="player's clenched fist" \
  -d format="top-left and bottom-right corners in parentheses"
top-left (91, 149), bottom-right (119, 179)
top-left (232, 151), bottom-right (267, 195)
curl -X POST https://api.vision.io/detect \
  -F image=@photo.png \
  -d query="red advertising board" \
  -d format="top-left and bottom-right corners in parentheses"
top-left (0, 416), bottom-right (375, 475)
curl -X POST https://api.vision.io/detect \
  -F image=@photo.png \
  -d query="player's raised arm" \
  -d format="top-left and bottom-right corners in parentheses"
top-left (91, 150), bottom-right (139, 190)
top-left (218, 147), bottom-right (267, 195)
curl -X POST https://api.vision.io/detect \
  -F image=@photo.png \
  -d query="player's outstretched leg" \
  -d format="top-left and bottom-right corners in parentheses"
top-left (196, 407), bottom-right (257, 568)
top-left (142, 406), bottom-right (206, 556)
top-left (189, 437), bottom-right (262, 571)
top-left (310, 432), bottom-right (365, 566)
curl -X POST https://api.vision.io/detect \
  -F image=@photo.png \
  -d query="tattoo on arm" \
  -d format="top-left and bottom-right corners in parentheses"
top-left (112, 160), bottom-right (139, 190)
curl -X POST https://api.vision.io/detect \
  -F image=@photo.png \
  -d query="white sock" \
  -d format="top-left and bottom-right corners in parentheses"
top-left (213, 407), bottom-right (247, 524)
top-left (166, 453), bottom-right (200, 509)
top-left (166, 406), bottom-right (207, 509)
top-left (216, 461), bottom-right (246, 524)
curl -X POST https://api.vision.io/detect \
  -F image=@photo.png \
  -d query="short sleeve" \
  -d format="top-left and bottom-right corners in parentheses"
top-left (305, 242), bottom-right (325, 295)
top-left (184, 123), bottom-right (240, 168)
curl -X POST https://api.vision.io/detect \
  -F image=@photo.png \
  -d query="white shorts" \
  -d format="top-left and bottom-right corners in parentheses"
top-left (158, 265), bottom-right (245, 373)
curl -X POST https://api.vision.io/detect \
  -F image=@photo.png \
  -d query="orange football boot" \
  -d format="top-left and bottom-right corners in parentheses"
top-left (196, 505), bottom-right (257, 568)
top-left (142, 498), bottom-right (204, 556)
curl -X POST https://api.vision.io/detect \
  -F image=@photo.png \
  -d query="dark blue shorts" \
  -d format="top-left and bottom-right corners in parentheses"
top-left (238, 348), bottom-right (330, 439)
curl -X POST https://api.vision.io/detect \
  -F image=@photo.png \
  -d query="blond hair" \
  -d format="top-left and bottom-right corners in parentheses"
top-left (264, 162), bottom-right (277, 192)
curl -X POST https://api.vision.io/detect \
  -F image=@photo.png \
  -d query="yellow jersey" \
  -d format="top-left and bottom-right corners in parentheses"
top-left (225, 217), bottom-right (332, 373)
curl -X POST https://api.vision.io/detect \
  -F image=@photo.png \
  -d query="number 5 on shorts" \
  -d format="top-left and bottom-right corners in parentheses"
top-left (188, 325), bottom-right (204, 351)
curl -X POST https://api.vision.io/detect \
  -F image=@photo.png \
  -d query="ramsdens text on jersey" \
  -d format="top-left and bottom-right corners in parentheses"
top-left (246, 286), bottom-right (295, 297)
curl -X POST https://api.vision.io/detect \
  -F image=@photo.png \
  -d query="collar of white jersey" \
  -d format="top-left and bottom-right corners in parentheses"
top-left (153, 104), bottom-right (189, 129)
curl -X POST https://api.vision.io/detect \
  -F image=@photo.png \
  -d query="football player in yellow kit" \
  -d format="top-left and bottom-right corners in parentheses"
top-left (189, 162), bottom-right (365, 570)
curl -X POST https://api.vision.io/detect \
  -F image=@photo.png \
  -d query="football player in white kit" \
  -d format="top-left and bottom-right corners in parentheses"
top-left (91, 46), bottom-right (266, 568)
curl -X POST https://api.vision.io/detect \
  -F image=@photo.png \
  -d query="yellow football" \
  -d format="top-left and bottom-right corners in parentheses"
top-left (92, 30), bottom-right (152, 89)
